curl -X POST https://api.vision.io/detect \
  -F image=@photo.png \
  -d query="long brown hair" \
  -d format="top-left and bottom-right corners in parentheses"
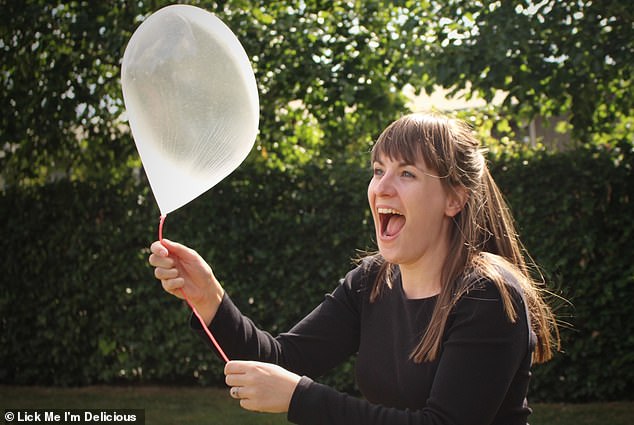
top-left (369, 113), bottom-right (559, 364)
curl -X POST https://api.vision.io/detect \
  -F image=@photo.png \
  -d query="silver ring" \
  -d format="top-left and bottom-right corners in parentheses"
top-left (231, 387), bottom-right (240, 398)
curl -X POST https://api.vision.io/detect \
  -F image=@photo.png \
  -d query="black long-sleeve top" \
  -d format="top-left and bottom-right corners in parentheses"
top-left (193, 259), bottom-right (536, 425)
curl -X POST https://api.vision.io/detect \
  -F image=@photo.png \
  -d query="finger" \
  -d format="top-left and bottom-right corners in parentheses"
top-left (239, 398), bottom-right (257, 411)
top-left (229, 386), bottom-right (244, 400)
top-left (160, 239), bottom-right (198, 260)
top-left (161, 277), bottom-right (185, 294)
top-left (149, 253), bottom-right (175, 268)
top-left (154, 267), bottom-right (178, 280)
top-left (225, 373), bottom-right (248, 387)
top-left (225, 360), bottom-right (252, 375)
top-left (150, 241), bottom-right (169, 257)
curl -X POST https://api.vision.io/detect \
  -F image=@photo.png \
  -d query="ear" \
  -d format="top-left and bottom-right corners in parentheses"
top-left (445, 185), bottom-right (468, 218)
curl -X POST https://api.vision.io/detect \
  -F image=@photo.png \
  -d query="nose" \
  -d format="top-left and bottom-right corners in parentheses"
top-left (371, 171), bottom-right (396, 197)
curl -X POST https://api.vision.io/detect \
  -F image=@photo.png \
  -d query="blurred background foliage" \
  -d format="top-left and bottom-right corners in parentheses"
top-left (1, 0), bottom-right (632, 402)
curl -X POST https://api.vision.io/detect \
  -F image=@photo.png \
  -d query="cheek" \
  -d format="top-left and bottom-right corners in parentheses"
top-left (367, 181), bottom-right (375, 206)
top-left (409, 191), bottom-right (447, 224)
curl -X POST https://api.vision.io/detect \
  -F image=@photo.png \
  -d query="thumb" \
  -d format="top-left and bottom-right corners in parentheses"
top-left (160, 239), bottom-right (198, 261)
top-left (225, 360), bottom-right (251, 375)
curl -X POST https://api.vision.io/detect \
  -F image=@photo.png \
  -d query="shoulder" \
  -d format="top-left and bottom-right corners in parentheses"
top-left (460, 277), bottom-right (523, 305)
top-left (444, 279), bottom-right (529, 356)
top-left (452, 265), bottom-right (528, 329)
top-left (444, 263), bottom-right (534, 360)
top-left (340, 254), bottom-right (382, 292)
top-left (318, 255), bottom-right (382, 317)
top-left (459, 257), bottom-right (527, 307)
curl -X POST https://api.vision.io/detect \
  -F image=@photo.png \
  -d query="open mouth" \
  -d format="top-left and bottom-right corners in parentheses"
top-left (378, 207), bottom-right (406, 238)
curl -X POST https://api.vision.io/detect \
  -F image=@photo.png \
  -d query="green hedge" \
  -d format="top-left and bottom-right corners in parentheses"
top-left (491, 139), bottom-right (634, 402)
top-left (2, 141), bottom-right (633, 401)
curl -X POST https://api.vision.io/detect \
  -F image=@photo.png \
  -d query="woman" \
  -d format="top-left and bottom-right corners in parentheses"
top-left (149, 112), bottom-right (558, 425)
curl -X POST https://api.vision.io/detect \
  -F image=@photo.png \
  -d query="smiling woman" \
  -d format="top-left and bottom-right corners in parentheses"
top-left (368, 150), bottom-right (460, 293)
top-left (149, 112), bottom-right (559, 425)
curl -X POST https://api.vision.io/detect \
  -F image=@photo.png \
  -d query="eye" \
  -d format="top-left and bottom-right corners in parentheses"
top-left (373, 167), bottom-right (384, 177)
top-left (401, 170), bottom-right (416, 178)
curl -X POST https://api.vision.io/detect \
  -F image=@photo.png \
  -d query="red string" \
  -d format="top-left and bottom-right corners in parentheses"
top-left (159, 214), bottom-right (230, 363)
top-left (158, 214), bottom-right (166, 242)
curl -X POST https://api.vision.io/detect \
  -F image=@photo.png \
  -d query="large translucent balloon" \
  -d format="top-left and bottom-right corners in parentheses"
top-left (121, 4), bottom-right (259, 215)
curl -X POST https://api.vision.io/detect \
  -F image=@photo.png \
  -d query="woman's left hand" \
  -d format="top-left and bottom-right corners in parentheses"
top-left (224, 360), bottom-right (301, 413)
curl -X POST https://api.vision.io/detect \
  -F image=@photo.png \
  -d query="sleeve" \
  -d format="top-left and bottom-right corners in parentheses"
top-left (191, 265), bottom-right (366, 378)
top-left (287, 281), bottom-right (530, 425)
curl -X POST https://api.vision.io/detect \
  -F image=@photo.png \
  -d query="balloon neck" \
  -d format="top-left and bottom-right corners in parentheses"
top-left (159, 214), bottom-right (167, 243)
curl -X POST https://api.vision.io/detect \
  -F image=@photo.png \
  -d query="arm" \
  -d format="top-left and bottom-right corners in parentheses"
top-left (148, 237), bottom-right (358, 372)
top-left (209, 262), bottom-right (371, 416)
top-left (198, 266), bottom-right (364, 377)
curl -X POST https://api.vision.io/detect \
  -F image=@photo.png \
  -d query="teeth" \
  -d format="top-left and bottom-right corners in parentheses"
top-left (378, 207), bottom-right (403, 215)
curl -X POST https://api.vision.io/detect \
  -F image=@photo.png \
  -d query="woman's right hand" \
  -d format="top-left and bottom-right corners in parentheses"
top-left (149, 239), bottom-right (225, 326)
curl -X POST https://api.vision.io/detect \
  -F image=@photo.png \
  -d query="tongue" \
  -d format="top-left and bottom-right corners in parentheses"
top-left (385, 215), bottom-right (405, 237)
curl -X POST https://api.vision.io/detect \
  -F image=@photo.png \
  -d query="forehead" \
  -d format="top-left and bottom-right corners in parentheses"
top-left (371, 138), bottom-right (433, 170)
top-left (370, 114), bottom-right (453, 172)
top-left (372, 153), bottom-right (418, 166)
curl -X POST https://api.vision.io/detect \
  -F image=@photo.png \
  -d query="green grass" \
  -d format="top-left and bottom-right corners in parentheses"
top-left (531, 401), bottom-right (633, 425)
top-left (1, 385), bottom-right (632, 424)
top-left (0, 386), bottom-right (285, 425)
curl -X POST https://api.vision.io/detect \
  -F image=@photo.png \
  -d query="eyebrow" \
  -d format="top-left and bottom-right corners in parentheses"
top-left (373, 158), bottom-right (417, 167)
top-left (373, 158), bottom-right (443, 179)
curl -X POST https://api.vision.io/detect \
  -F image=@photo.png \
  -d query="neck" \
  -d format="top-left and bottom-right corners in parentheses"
top-left (400, 262), bottom-right (442, 299)
top-left (399, 237), bottom-right (449, 300)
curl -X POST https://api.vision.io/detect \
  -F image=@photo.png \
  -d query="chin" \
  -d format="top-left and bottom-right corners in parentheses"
top-left (377, 245), bottom-right (402, 265)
